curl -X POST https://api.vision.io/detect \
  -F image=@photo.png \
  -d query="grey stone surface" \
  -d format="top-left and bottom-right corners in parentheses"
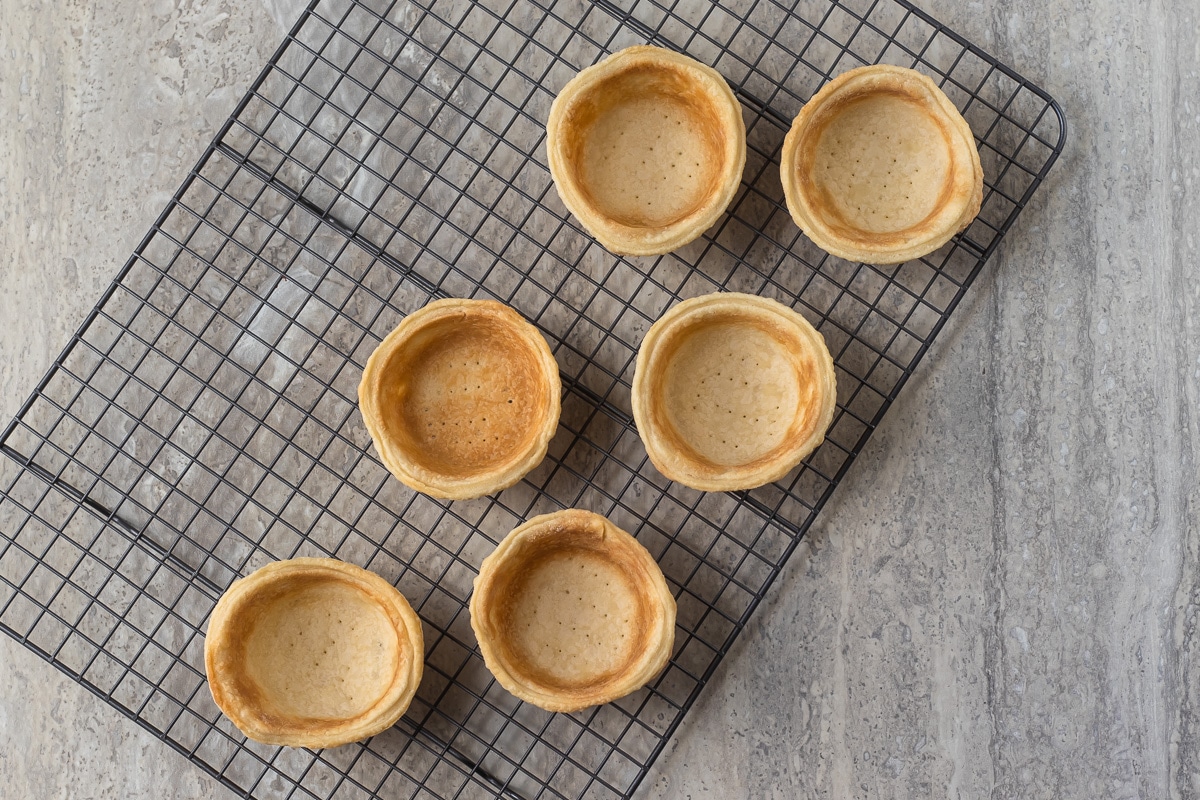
top-left (2, 1), bottom-right (1197, 800)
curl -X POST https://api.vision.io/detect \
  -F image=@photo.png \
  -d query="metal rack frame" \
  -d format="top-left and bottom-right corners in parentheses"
top-left (0, 0), bottom-right (1065, 797)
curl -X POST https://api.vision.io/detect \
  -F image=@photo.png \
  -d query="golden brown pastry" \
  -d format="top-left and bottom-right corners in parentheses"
top-left (470, 509), bottom-right (676, 712)
top-left (780, 64), bottom-right (983, 264)
top-left (546, 45), bottom-right (746, 256)
top-left (358, 298), bottom-right (561, 500)
top-left (204, 558), bottom-right (424, 748)
top-left (631, 292), bottom-right (836, 492)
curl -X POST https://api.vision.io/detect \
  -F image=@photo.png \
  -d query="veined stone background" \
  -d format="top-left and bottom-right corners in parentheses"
top-left (1, 1), bottom-right (1197, 798)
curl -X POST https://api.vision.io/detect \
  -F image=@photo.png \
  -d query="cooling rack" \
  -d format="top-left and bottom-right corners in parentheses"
top-left (0, 0), bottom-right (1065, 797)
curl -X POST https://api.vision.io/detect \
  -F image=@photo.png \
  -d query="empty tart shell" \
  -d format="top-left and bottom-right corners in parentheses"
top-left (470, 509), bottom-right (676, 713)
top-left (780, 64), bottom-right (983, 264)
top-left (358, 298), bottom-right (561, 500)
top-left (632, 292), bottom-right (837, 492)
top-left (547, 45), bottom-right (746, 256)
top-left (204, 558), bottom-right (424, 748)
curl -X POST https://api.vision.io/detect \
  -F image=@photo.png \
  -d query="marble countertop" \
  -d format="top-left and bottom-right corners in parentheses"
top-left (2, 0), bottom-right (1197, 798)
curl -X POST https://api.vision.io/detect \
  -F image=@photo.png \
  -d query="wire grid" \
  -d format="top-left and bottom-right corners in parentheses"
top-left (0, 0), bottom-right (1064, 797)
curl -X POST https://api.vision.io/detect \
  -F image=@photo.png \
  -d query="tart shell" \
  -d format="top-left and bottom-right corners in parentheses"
top-left (204, 558), bottom-right (424, 748)
top-left (470, 509), bottom-right (676, 713)
top-left (358, 298), bottom-right (561, 500)
top-left (631, 292), bottom-right (837, 492)
top-left (547, 45), bottom-right (746, 256)
top-left (780, 64), bottom-right (984, 264)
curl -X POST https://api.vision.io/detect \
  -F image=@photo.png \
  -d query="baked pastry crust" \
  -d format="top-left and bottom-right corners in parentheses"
top-left (204, 558), bottom-right (424, 748)
top-left (547, 45), bottom-right (746, 256)
top-left (780, 64), bottom-right (984, 264)
top-left (632, 292), bottom-right (837, 492)
top-left (470, 509), bottom-right (676, 713)
top-left (358, 298), bottom-right (561, 500)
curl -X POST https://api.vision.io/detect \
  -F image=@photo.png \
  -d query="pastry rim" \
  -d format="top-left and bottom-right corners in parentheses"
top-left (357, 297), bottom-right (562, 500)
top-left (631, 292), bottom-right (837, 492)
top-left (204, 557), bottom-right (424, 748)
top-left (546, 45), bottom-right (747, 256)
top-left (470, 509), bottom-right (677, 713)
top-left (780, 64), bottom-right (984, 264)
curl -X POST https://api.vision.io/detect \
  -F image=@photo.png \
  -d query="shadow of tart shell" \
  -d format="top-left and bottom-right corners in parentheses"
top-left (547, 45), bottom-right (746, 256)
top-left (631, 292), bottom-right (837, 492)
top-left (470, 509), bottom-right (676, 713)
top-left (204, 558), bottom-right (424, 748)
top-left (780, 64), bottom-right (983, 264)
top-left (358, 298), bottom-right (561, 500)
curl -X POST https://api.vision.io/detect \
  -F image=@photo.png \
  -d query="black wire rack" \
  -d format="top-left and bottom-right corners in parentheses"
top-left (0, 0), bottom-right (1064, 797)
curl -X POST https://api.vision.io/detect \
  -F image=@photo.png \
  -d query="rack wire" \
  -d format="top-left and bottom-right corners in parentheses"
top-left (0, 0), bottom-right (1064, 797)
